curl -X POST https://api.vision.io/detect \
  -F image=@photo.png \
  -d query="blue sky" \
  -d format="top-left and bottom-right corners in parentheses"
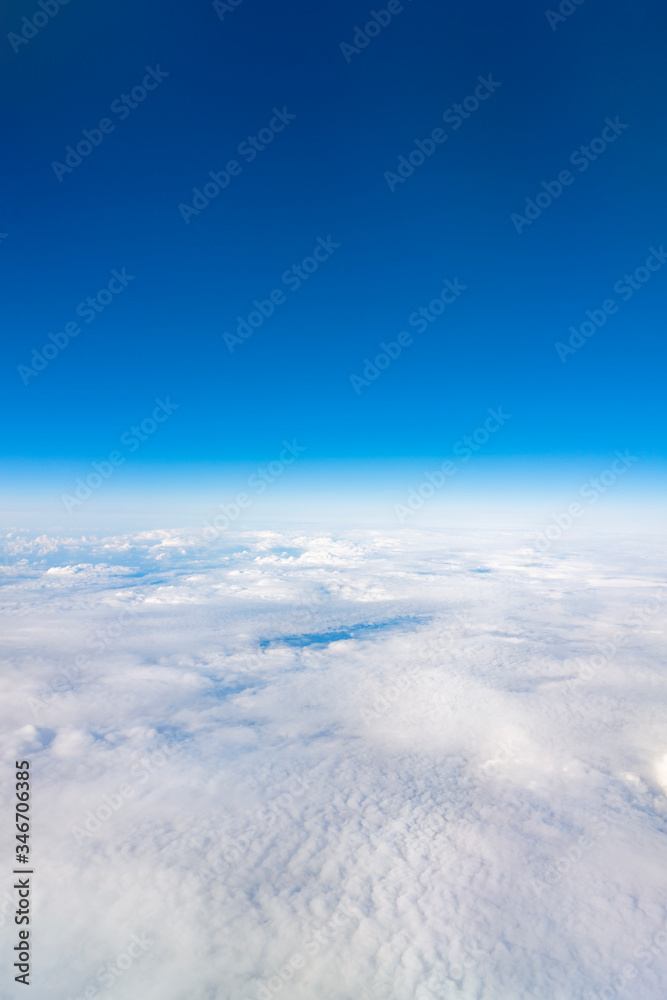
top-left (1, 0), bottom-right (666, 504)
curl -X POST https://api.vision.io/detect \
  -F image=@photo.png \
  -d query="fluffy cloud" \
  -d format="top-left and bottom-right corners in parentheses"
top-left (1, 525), bottom-right (666, 999)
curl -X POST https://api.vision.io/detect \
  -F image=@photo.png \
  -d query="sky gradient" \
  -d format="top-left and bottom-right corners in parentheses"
top-left (1, 0), bottom-right (666, 519)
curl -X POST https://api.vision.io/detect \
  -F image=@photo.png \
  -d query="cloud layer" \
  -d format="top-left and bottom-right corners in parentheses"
top-left (1, 525), bottom-right (666, 999)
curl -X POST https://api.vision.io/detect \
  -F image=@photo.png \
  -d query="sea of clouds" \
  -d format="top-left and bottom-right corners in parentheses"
top-left (1, 524), bottom-right (666, 1000)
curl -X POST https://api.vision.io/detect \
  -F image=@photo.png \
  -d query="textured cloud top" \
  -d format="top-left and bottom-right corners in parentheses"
top-left (1, 526), bottom-right (666, 999)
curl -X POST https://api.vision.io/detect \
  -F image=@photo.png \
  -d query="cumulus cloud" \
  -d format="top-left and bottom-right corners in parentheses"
top-left (1, 525), bottom-right (666, 999)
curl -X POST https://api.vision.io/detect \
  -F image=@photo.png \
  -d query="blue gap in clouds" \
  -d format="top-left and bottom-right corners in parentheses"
top-left (259, 614), bottom-right (430, 648)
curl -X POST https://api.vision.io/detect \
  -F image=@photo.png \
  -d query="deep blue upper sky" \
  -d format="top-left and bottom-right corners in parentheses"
top-left (2, 0), bottom-right (666, 465)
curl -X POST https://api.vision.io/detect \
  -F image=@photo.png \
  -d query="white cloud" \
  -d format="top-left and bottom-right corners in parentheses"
top-left (1, 525), bottom-right (666, 999)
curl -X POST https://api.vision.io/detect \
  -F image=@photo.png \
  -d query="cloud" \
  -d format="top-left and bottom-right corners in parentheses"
top-left (1, 525), bottom-right (666, 999)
